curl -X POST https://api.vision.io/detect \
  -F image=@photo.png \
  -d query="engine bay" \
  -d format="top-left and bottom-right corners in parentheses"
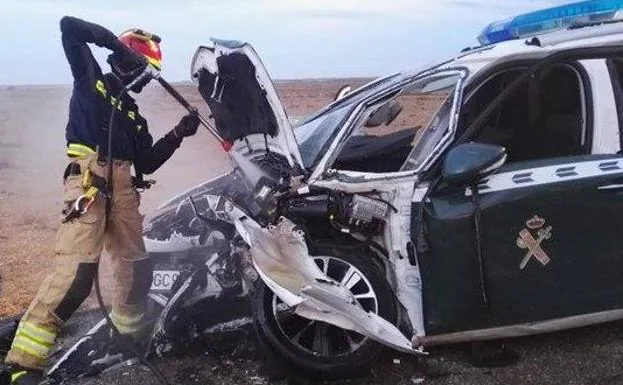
top-left (285, 192), bottom-right (391, 239)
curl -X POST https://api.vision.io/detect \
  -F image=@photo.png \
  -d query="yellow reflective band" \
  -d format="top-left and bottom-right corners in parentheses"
top-left (82, 169), bottom-right (91, 189)
top-left (11, 371), bottom-right (27, 382)
top-left (12, 343), bottom-right (46, 360)
top-left (19, 322), bottom-right (56, 345)
top-left (68, 143), bottom-right (95, 153)
top-left (110, 311), bottom-right (144, 334)
top-left (67, 149), bottom-right (85, 157)
top-left (110, 97), bottom-right (122, 111)
top-left (12, 335), bottom-right (50, 359)
top-left (127, 111), bottom-right (136, 120)
top-left (84, 186), bottom-right (99, 200)
top-left (67, 143), bottom-right (95, 157)
top-left (95, 80), bottom-right (107, 97)
top-left (67, 150), bottom-right (92, 157)
top-left (136, 125), bottom-right (143, 131)
top-left (110, 311), bottom-right (144, 325)
top-left (16, 331), bottom-right (54, 349)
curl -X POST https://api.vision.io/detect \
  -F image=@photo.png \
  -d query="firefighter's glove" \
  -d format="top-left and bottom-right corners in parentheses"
top-left (174, 113), bottom-right (200, 138)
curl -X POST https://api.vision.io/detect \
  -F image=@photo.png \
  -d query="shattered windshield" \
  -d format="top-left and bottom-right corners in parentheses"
top-left (296, 104), bottom-right (355, 168)
top-left (294, 71), bottom-right (464, 172)
top-left (294, 74), bottom-right (403, 168)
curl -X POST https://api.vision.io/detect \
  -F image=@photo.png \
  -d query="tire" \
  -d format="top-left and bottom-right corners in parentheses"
top-left (251, 246), bottom-right (397, 380)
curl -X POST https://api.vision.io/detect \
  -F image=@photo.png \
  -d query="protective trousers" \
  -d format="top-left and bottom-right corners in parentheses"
top-left (5, 154), bottom-right (152, 370)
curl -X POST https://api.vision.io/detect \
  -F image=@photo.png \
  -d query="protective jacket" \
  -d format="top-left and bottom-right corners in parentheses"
top-left (61, 16), bottom-right (180, 174)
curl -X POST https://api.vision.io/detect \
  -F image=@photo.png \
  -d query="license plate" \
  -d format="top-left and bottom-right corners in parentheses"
top-left (151, 270), bottom-right (180, 291)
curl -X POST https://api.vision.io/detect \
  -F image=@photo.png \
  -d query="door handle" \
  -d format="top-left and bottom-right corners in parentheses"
top-left (598, 183), bottom-right (623, 191)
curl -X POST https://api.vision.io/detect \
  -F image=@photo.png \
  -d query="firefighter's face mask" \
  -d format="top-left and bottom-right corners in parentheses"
top-left (108, 53), bottom-right (152, 93)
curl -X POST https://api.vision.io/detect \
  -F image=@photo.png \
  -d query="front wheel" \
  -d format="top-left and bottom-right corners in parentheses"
top-left (251, 247), bottom-right (397, 380)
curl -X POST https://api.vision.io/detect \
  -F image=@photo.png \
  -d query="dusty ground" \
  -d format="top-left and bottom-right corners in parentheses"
top-left (3, 79), bottom-right (623, 385)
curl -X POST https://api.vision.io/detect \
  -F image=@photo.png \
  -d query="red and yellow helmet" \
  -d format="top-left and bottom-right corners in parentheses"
top-left (118, 29), bottom-right (162, 71)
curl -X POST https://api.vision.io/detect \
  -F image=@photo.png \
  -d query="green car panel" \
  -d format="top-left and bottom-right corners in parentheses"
top-left (418, 155), bottom-right (623, 335)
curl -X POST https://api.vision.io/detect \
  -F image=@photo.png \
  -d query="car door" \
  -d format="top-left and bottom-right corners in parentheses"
top-left (420, 55), bottom-right (623, 333)
top-left (422, 155), bottom-right (623, 333)
top-left (484, 157), bottom-right (623, 323)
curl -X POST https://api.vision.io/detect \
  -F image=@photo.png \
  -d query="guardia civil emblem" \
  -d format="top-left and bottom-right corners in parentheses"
top-left (516, 215), bottom-right (552, 270)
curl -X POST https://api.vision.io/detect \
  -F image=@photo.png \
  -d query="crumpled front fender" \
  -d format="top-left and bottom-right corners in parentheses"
top-left (204, 194), bottom-right (423, 354)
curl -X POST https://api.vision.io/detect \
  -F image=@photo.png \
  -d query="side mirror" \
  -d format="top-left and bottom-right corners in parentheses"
top-left (442, 142), bottom-right (507, 185)
top-left (334, 85), bottom-right (352, 101)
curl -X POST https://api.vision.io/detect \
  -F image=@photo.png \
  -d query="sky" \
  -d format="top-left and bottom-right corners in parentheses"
top-left (0, 0), bottom-right (573, 85)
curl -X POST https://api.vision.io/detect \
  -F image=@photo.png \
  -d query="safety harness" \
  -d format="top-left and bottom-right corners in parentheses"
top-left (61, 77), bottom-right (154, 224)
top-left (61, 166), bottom-right (110, 223)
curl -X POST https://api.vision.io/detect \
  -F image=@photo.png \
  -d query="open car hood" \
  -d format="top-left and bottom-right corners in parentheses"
top-left (190, 39), bottom-right (303, 168)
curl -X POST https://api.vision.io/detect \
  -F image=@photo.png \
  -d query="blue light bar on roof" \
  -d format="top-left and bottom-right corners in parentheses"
top-left (478, 0), bottom-right (623, 45)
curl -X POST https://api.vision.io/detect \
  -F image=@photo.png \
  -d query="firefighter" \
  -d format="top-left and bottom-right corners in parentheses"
top-left (3, 16), bottom-right (200, 384)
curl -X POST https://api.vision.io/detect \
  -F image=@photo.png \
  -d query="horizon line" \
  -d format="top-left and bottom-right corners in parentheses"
top-left (0, 75), bottom-right (378, 88)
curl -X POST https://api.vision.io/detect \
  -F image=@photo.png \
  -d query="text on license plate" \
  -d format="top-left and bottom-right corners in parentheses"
top-left (151, 270), bottom-right (180, 291)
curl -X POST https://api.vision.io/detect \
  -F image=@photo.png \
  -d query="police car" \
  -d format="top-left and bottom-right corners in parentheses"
top-left (142, 0), bottom-right (623, 378)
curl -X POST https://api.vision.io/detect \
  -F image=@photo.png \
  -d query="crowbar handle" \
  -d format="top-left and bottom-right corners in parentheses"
top-left (156, 77), bottom-right (226, 145)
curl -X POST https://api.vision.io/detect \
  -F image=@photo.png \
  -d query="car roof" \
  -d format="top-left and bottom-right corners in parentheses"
top-left (402, 21), bottom-right (623, 83)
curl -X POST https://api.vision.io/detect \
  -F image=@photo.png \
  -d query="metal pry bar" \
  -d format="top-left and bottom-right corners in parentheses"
top-left (155, 76), bottom-right (226, 145)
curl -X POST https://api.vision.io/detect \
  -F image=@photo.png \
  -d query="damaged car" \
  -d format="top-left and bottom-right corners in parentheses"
top-left (136, 4), bottom-right (623, 380)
